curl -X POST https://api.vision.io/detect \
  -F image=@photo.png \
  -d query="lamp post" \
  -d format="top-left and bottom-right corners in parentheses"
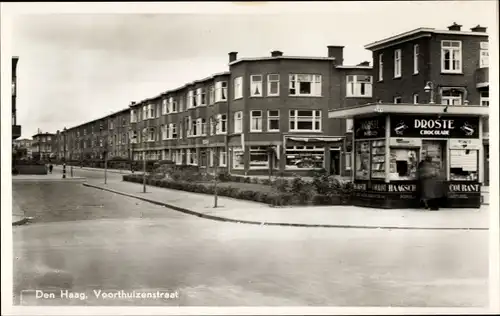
top-left (424, 81), bottom-right (435, 104)
top-left (62, 127), bottom-right (67, 178)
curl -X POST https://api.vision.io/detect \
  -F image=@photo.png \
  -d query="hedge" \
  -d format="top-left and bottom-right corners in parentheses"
top-left (123, 174), bottom-right (350, 206)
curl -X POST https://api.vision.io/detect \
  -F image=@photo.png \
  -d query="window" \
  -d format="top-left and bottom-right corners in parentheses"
top-left (267, 74), bottom-right (280, 96)
top-left (355, 141), bottom-right (370, 180)
top-left (267, 110), bottom-right (280, 132)
top-left (480, 42), bottom-right (489, 67)
top-left (187, 149), bottom-right (197, 165)
top-left (208, 86), bottom-right (215, 105)
top-left (480, 91), bottom-right (489, 106)
top-left (289, 74), bottom-right (322, 96)
top-left (148, 128), bottom-right (156, 142)
top-left (130, 110), bottom-right (137, 123)
top-left (196, 88), bottom-right (206, 106)
top-left (250, 75), bottom-right (263, 97)
top-left (209, 117), bottom-right (214, 135)
top-left (450, 149), bottom-right (478, 181)
top-left (192, 118), bottom-right (198, 136)
top-left (100, 139), bottom-right (103, 147)
top-left (187, 91), bottom-right (194, 108)
top-left (441, 40), bottom-right (462, 73)
top-left (178, 97), bottom-right (184, 112)
top-left (388, 147), bottom-right (419, 181)
top-left (209, 149), bottom-right (214, 167)
top-left (148, 104), bottom-right (155, 119)
top-left (234, 77), bottom-right (243, 99)
top-left (441, 89), bottom-right (463, 105)
top-left (170, 123), bottom-right (178, 138)
top-left (346, 119), bottom-right (353, 133)
top-left (234, 111), bottom-right (243, 133)
top-left (130, 130), bottom-right (137, 143)
top-left (216, 114), bottom-right (227, 134)
top-left (142, 106), bottom-right (148, 120)
top-left (109, 120), bottom-right (114, 130)
top-left (250, 110), bottom-right (262, 132)
top-left (215, 81), bottom-right (228, 102)
top-left (289, 110), bottom-right (321, 132)
top-left (232, 148), bottom-right (245, 169)
top-left (413, 44), bottom-right (419, 74)
top-left (394, 49), bottom-right (402, 78)
top-left (346, 75), bottom-right (373, 97)
top-left (285, 145), bottom-right (324, 170)
top-left (192, 90), bottom-right (198, 107)
top-left (345, 152), bottom-right (352, 171)
top-left (378, 53), bottom-right (384, 81)
top-left (413, 93), bottom-right (419, 104)
top-left (219, 150), bottom-right (227, 167)
top-left (394, 96), bottom-right (402, 104)
top-left (249, 146), bottom-right (275, 169)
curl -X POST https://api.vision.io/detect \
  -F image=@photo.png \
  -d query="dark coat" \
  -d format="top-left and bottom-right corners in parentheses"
top-left (418, 162), bottom-right (445, 200)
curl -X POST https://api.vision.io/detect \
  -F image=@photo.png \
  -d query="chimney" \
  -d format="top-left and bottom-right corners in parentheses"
top-left (271, 50), bottom-right (283, 57)
top-left (471, 25), bottom-right (487, 33)
top-left (228, 51), bottom-right (238, 63)
top-left (357, 61), bottom-right (370, 67)
top-left (327, 45), bottom-right (344, 65)
top-left (448, 22), bottom-right (462, 31)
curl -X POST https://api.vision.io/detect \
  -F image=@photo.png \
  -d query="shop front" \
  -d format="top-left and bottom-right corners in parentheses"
top-left (329, 104), bottom-right (489, 209)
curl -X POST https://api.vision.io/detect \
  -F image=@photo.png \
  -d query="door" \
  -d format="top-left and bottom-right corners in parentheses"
top-left (330, 150), bottom-right (341, 175)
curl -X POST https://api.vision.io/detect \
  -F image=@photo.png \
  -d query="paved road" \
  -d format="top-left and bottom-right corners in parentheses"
top-left (12, 168), bottom-right (489, 307)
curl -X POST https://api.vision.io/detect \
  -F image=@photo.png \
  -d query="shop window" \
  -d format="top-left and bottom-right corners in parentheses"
top-left (232, 148), bottom-right (245, 169)
top-left (371, 140), bottom-right (386, 178)
top-left (249, 146), bottom-right (275, 169)
top-left (285, 145), bottom-right (324, 170)
top-left (388, 148), bottom-right (419, 180)
top-left (355, 141), bottom-right (370, 180)
top-left (450, 149), bottom-right (478, 181)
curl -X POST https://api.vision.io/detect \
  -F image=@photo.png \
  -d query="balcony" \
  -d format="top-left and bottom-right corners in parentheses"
top-left (12, 125), bottom-right (21, 140)
top-left (475, 67), bottom-right (489, 88)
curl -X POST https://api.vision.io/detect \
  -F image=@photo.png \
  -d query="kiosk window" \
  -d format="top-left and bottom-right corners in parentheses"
top-left (389, 148), bottom-right (419, 180)
top-left (450, 149), bottom-right (478, 181)
top-left (355, 141), bottom-right (370, 180)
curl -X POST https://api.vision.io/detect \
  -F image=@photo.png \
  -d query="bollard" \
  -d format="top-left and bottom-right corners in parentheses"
top-left (62, 164), bottom-right (66, 179)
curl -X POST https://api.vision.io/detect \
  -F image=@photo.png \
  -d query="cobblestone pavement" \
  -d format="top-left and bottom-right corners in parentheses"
top-left (12, 170), bottom-right (489, 307)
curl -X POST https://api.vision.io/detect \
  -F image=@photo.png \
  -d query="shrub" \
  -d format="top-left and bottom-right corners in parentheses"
top-left (312, 194), bottom-right (331, 205)
top-left (217, 171), bottom-right (231, 182)
top-left (272, 178), bottom-right (289, 193)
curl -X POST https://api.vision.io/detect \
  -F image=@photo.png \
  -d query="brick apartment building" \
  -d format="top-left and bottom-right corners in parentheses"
top-left (129, 47), bottom-right (373, 177)
top-left (31, 132), bottom-right (55, 160)
top-left (364, 22), bottom-right (490, 185)
top-left (57, 108), bottom-right (131, 162)
top-left (13, 138), bottom-right (33, 159)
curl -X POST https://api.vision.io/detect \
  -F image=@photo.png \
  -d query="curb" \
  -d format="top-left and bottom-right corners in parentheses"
top-left (75, 167), bottom-right (133, 175)
top-left (12, 217), bottom-right (30, 226)
top-left (83, 183), bottom-right (488, 231)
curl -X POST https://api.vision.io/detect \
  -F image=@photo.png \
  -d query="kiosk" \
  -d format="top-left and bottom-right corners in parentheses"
top-left (329, 103), bottom-right (489, 209)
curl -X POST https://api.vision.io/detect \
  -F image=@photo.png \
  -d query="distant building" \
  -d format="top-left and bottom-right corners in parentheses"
top-left (32, 132), bottom-right (56, 161)
top-left (13, 138), bottom-right (33, 159)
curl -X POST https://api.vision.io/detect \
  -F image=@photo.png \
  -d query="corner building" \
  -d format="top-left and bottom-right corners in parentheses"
top-left (130, 47), bottom-right (373, 177)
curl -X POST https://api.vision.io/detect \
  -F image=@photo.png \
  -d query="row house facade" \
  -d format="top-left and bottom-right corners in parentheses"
top-left (58, 108), bottom-right (131, 162)
top-left (31, 132), bottom-right (55, 160)
top-left (128, 46), bottom-right (373, 176)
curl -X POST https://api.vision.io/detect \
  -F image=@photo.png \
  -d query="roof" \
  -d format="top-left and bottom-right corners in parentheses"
top-left (131, 71), bottom-right (230, 108)
top-left (365, 27), bottom-right (488, 51)
top-left (65, 108), bottom-right (130, 132)
top-left (32, 132), bottom-right (56, 138)
top-left (229, 56), bottom-right (336, 66)
top-left (336, 65), bottom-right (372, 70)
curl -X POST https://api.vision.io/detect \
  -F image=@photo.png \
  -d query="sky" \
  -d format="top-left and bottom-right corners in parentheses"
top-left (5, 1), bottom-right (497, 139)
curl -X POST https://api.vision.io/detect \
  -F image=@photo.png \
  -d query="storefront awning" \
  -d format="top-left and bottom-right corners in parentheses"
top-left (287, 137), bottom-right (343, 143)
top-left (328, 103), bottom-right (490, 119)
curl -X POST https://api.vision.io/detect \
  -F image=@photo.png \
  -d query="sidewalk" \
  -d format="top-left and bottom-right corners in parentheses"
top-left (68, 166), bottom-right (134, 175)
top-left (84, 178), bottom-right (489, 230)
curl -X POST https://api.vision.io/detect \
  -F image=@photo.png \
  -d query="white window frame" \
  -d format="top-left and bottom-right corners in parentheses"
top-left (219, 150), bottom-right (227, 167)
top-left (441, 90), bottom-right (463, 106)
top-left (232, 148), bottom-right (245, 170)
top-left (289, 110), bottom-right (322, 132)
top-left (267, 110), bottom-right (280, 132)
top-left (187, 90), bottom-right (194, 108)
top-left (378, 53), bottom-right (384, 81)
top-left (480, 42), bottom-right (489, 68)
top-left (267, 74), bottom-right (280, 96)
top-left (216, 114), bottom-right (227, 134)
top-left (250, 75), bottom-right (263, 97)
top-left (209, 117), bottom-right (214, 135)
top-left (345, 152), bottom-right (352, 170)
top-left (171, 123), bottom-right (177, 138)
top-left (234, 111), bottom-right (243, 134)
top-left (161, 124), bottom-right (168, 140)
top-left (394, 49), bottom-right (402, 78)
top-left (441, 40), bottom-right (462, 73)
top-left (162, 99), bottom-right (168, 114)
top-left (413, 44), bottom-right (419, 74)
top-left (208, 85), bottom-right (215, 105)
top-left (346, 75), bottom-right (373, 97)
top-left (480, 91), bottom-right (489, 106)
top-left (289, 74), bottom-right (322, 96)
top-left (215, 81), bottom-right (228, 102)
top-left (394, 96), bottom-right (402, 104)
top-left (413, 93), bottom-right (419, 104)
top-left (234, 77), bottom-right (243, 100)
top-left (250, 110), bottom-right (262, 132)
top-left (209, 149), bottom-right (214, 167)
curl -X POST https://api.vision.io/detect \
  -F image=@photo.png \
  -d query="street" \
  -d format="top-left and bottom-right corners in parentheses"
top-left (12, 168), bottom-right (489, 307)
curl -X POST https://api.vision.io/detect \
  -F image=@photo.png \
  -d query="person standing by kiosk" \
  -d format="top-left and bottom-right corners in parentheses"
top-left (418, 156), bottom-right (445, 210)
